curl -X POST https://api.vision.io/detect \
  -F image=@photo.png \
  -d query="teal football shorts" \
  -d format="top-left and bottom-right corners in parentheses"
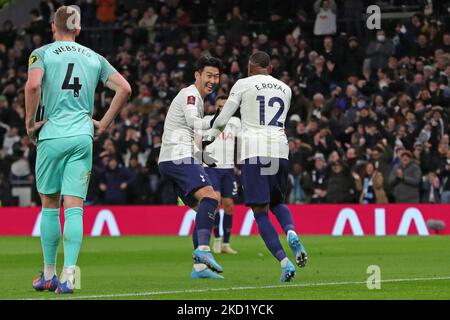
top-left (36, 135), bottom-right (93, 200)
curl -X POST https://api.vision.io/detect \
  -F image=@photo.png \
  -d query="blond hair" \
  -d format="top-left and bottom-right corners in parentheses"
top-left (54, 5), bottom-right (81, 34)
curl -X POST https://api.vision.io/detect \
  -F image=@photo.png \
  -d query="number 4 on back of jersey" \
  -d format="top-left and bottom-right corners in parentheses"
top-left (62, 63), bottom-right (82, 97)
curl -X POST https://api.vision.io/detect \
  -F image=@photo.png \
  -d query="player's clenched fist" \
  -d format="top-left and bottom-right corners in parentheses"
top-left (93, 119), bottom-right (106, 137)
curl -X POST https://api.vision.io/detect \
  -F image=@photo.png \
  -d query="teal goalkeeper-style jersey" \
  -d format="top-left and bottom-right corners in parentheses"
top-left (28, 41), bottom-right (117, 141)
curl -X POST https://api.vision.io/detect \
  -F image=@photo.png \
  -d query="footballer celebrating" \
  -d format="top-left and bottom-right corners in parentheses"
top-left (26, 6), bottom-right (131, 294)
top-left (208, 51), bottom-right (308, 282)
top-left (158, 56), bottom-right (225, 279)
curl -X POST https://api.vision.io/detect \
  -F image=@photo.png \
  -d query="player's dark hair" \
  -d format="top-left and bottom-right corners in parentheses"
top-left (216, 95), bottom-right (228, 101)
top-left (195, 56), bottom-right (223, 73)
top-left (249, 51), bottom-right (271, 68)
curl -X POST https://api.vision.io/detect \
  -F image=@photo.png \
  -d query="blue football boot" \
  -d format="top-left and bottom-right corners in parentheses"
top-left (192, 249), bottom-right (224, 273)
top-left (280, 260), bottom-right (296, 282)
top-left (287, 232), bottom-right (308, 268)
top-left (55, 280), bottom-right (74, 294)
top-left (32, 272), bottom-right (59, 292)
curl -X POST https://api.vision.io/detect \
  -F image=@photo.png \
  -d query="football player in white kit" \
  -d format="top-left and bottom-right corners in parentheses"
top-left (206, 51), bottom-right (308, 282)
top-left (158, 56), bottom-right (225, 279)
top-left (203, 95), bottom-right (241, 255)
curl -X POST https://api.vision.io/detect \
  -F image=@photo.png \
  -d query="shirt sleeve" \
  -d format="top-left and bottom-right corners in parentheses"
top-left (97, 53), bottom-right (118, 85)
top-left (227, 79), bottom-right (247, 105)
top-left (28, 48), bottom-right (46, 72)
top-left (183, 93), bottom-right (211, 130)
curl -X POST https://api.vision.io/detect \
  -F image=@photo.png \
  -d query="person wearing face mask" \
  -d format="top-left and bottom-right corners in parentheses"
top-left (366, 30), bottom-right (394, 74)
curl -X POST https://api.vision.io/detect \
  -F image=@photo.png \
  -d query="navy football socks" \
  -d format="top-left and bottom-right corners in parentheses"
top-left (195, 197), bottom-right (218, 247)
top-left (253, 210), bottom-right (286, 261)
top-left (270, 204), bottom-right (295, 234)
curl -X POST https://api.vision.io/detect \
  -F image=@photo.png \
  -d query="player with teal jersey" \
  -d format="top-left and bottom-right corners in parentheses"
top-left (25, 6), bottom-right (131, 294)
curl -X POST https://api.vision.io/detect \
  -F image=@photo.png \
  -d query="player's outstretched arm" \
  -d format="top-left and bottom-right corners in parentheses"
top-left (184, 106), bottom-right (213, 130)
top-left (25, 68), bottom-right (46, 142)
top-left (204, 99), bottom-right (240, 146)
top-left (94, 72), bottom-right (132, 135)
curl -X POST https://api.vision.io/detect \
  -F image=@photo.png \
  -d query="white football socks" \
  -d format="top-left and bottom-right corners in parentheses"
top-left (287, 230), bottom-right (297, 241)
top-left (60, 267), bottom-right (75, 284)
top-left (198, 245), bottom-right (211, 251)
top-left (44, 264), bottom-right (56, 281)
top-left (193, 263), bottom-right (208, 272)
top-left (280, 257), bottom-right (289, 268)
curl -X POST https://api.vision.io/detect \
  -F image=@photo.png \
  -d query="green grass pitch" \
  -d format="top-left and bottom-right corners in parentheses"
top-left (0, 235), bottom-right (449, 300)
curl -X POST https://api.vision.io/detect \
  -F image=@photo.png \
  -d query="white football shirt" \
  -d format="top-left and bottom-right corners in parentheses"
top-left (159, 84), bottom-right (206, 162)
top-left (227, 74), bottom-right (291, 160)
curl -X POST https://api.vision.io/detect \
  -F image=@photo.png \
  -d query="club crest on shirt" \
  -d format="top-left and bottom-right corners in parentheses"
top-left (29, 55), bottom-right (38, 66)
top-left (187, 95), bottom-right (196, 105)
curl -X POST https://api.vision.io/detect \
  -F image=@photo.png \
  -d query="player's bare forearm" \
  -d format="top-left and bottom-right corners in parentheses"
top-left (25, 86), bottom-right (41, 129)
top-left (25, 68), bottom-right (44, 130)
top-left (98, 72), bottom-right (132, 131)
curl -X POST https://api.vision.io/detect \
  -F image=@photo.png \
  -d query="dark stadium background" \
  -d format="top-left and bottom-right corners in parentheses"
top-left (0, 0), bottom-right (449, 207)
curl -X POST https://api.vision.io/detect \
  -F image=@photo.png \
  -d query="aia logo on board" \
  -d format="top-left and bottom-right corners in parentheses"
top-left (187, 95), bottom-right (196, 105)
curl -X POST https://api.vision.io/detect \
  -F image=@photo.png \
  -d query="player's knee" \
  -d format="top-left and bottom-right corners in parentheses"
top-left (40, 193), bottom-right (61, 208)
top-left (63, 195), bottom-right (84, 209)
top-left (207, 192), bottom-right (219, 203)
top-left (203, 189), bottom-right (219, 202)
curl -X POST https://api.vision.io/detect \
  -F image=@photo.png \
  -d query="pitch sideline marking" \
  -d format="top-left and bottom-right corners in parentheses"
top-left (28, 276), bottom-right (450, 300)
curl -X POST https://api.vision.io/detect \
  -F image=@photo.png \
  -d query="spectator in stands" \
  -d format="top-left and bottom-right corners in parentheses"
top-left (0, 20), bottom-right (17, 48)
top-left (287, 162), bottom-right (311, 204)
top-left (26, 9), bottom-right (47, 38)
top-left (353, 161), bottom-right (388, 204)
top-left (309, 153), bottom-right (328, 203)
top-left (0, 1), bottom-right (449, 206)
top-left (389, 150), bottom-right (422, 203)
top-left (128, 156), bottom-right (149, 204)
top-left (366, 30), bottom-right (395, 74)
top-left (421, 171), bottom-right (441, 203)
top-left (343, 36), bottom-right (365, 78)
top-left (313, 0), bottom-right (337, 36)
top-left (326, 160), bottom-right (356, 203)
top-left (99, 156), bottom-right (136, 205)
top-left (138, 7), bottom-right (159, 45)
top-left (2, 127), bottom-right (20, 157)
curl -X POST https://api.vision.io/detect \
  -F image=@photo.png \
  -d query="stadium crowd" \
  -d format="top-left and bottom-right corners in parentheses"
top-left (0, 0), bottom-right (450, 206)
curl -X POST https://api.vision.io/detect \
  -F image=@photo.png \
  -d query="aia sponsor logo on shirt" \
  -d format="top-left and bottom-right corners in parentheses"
top-left (219, 131), bottom-right (234, 141)
top-left (187, 95), bottom-right (196, 105)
